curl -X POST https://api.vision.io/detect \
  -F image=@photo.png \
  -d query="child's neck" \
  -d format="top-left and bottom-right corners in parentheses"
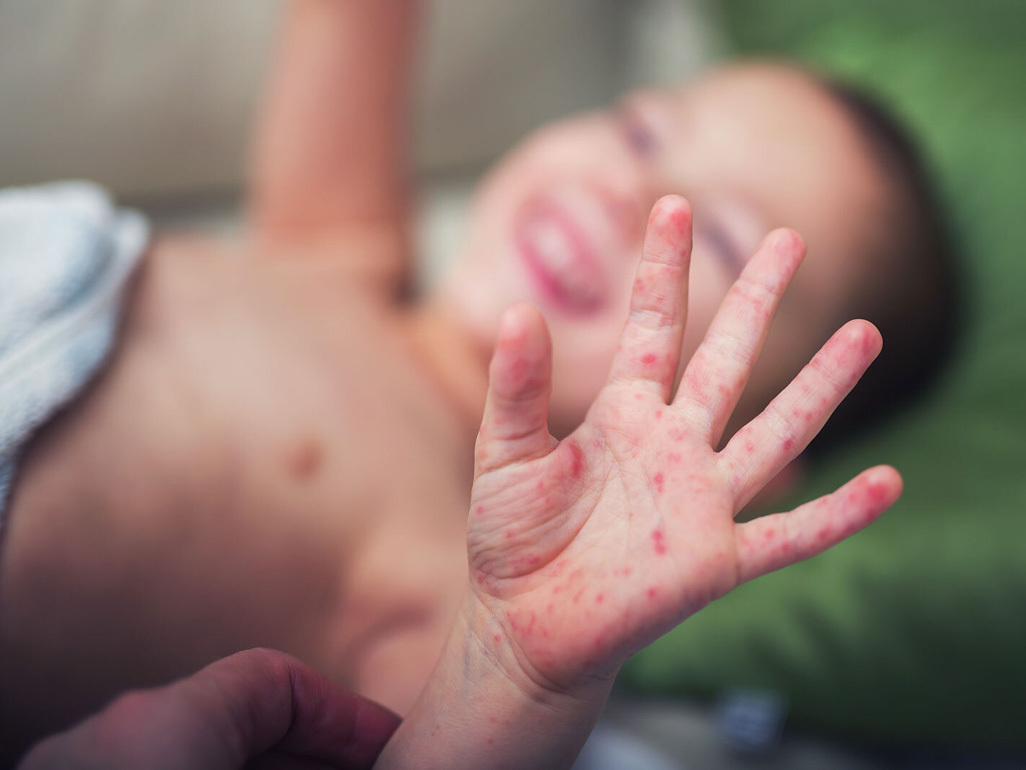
top-left (404, 300), bottom-right (491, 443)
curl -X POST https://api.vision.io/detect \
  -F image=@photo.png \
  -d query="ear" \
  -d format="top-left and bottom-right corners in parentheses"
top-left (737, 456), bottom-right (807, 521)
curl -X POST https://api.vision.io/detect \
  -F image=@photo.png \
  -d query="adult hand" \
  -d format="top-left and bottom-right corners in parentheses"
top-left (17, 648), bottom-right (399, 770)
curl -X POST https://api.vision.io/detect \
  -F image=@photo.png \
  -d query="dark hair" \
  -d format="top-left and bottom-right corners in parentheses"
top-left (804, 78), bottom-right (965, 459)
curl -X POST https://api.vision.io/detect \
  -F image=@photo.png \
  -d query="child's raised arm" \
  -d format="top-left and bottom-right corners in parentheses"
top-left (374, 196), bottom-right (902, 768)
top-left (250, 1), bottom-right (420, 252)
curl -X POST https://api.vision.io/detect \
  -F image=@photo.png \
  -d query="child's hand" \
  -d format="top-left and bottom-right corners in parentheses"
top-left (377, 196), bottom-right (903, 769)
top-left (467, 195), bottom-right (902, 695)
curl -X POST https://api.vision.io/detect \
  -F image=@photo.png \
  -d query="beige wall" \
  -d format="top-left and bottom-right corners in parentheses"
top-left (0, 0), bottom-right (722, 198)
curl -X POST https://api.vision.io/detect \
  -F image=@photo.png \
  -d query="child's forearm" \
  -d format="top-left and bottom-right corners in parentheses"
top-left (251, 0), bottom-right (421, 235)
top-left (373, 596), bottom-right (614, 770)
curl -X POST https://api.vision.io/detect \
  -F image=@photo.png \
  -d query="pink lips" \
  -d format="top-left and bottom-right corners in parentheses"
top-left (513, 198), bottom-right (607, 314)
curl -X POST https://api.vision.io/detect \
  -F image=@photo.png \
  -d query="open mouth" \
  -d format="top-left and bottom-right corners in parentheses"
top-left (513, 197), bottom-right (607, 314)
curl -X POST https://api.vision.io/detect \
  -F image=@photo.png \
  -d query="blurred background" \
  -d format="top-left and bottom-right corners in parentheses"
top-left (1, 1), bottom-right (1024, 767)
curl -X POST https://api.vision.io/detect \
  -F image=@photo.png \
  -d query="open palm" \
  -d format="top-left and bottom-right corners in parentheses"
top-left (466, 196), bottom-right (901, 692)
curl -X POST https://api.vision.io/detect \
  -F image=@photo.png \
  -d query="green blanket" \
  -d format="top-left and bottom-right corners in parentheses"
top-left (620, 0), bottom-right (1026, 748)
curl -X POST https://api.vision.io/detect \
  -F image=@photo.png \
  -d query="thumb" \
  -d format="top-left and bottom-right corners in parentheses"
top-left (17, 649), bottom-right (398, 770)
top-left (476, 304), bottom-right (556, 475)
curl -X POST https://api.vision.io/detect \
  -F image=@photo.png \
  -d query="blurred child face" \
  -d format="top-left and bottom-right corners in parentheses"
top-left (441, 63), bottom-right (892, 436)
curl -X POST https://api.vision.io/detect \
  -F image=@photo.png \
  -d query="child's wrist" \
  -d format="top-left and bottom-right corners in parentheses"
top-left (459, 589), bottom-right (619, 705)
top-left (375, 591), bottom-right (614, 769)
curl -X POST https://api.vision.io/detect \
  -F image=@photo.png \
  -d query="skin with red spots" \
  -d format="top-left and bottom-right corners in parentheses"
top-left (509, 358), bottom-right (530, 379)
top-left (651, 529), bottom-right (667, 556)
top-left (566, 442), bottom-right (585, 479)
top-left (462, 196), bottom-right (902, 696)
top-left (670, 208), bottom-right (690, 230)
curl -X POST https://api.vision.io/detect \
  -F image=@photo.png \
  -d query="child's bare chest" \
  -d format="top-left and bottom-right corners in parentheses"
top-left (130, 237), bottom-right (473, 599)
top-left (2, 238), bottom-right (472, 704)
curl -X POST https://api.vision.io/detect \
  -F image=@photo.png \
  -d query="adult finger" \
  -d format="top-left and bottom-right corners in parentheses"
top-left (181, 649), bottom-right (398, 769)
top-left (18, 649), bottom-right (399, 770)
top-left (720, 319), bottom-right (882, 511)
top-left (734, 466), bottom-right (902, 584)
top-left (674, 228), bottom-right (805, 444)
top-left (606, 195), bottom-right (692, 402)
top-left (247, 752), bottom-right (339, 769)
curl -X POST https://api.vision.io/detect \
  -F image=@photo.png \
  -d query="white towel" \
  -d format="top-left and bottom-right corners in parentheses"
top-left (0, 182), bottom-right (148, 525)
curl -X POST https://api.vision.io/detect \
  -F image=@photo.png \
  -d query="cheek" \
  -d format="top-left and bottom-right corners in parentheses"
top-left (681, 254), bottom-right (732, 360)
top-left (545, 309), bottom-right (630, 434)
top-left (463, 117), bottom-right (641, 252)
top-left (681, 294), bottom-right (719, 363)
top-left (470, 129), bottom-right (594, 224)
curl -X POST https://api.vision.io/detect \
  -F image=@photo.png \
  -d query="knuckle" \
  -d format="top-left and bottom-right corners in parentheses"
top-left (807, 349), bottom-right (851, 393)
top-left (703, 326), bottom-right (752, 368)
top-left (629, 306), bottom-right (678, 331)
top-left (762, 403), bottom-right (799, 452)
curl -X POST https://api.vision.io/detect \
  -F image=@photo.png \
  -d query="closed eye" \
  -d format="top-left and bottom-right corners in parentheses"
top-left (616, 104), bottom-right (659, 158)
top-left (696, 218), bottom-right (746, 278)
